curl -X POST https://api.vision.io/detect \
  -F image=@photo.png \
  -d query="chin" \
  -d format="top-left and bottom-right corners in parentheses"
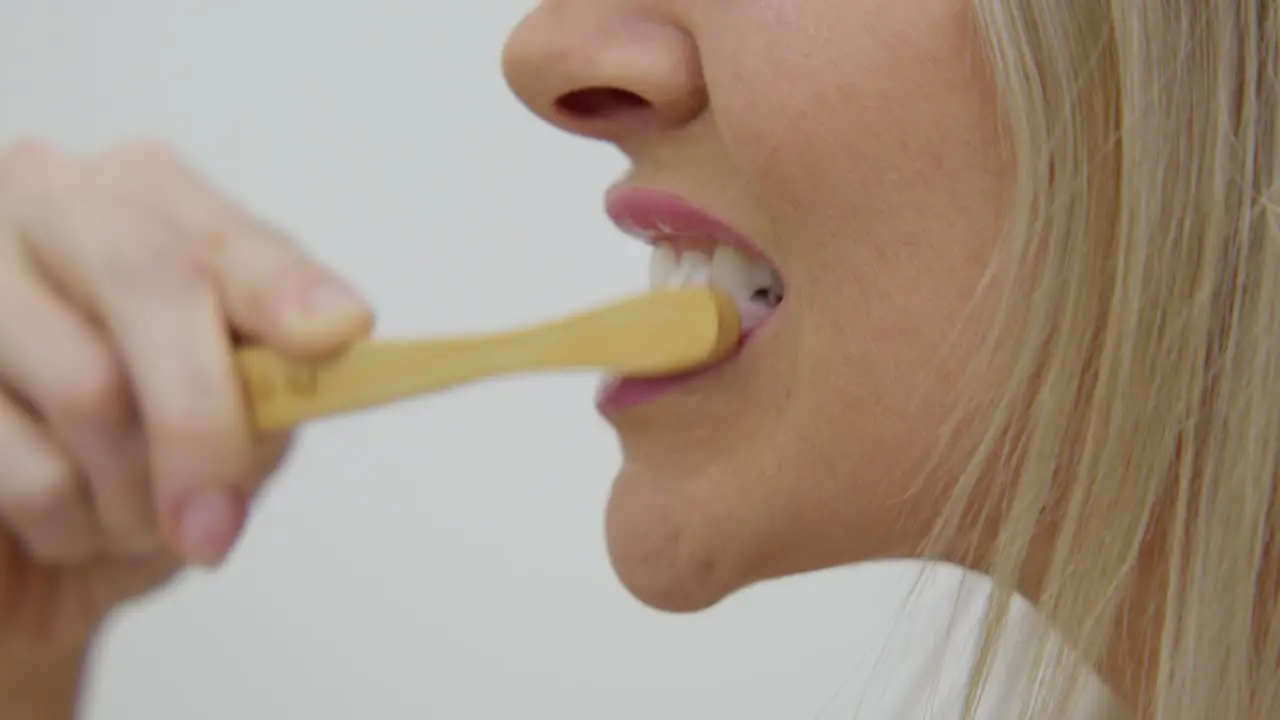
top-left (603, 461), bottom-right (751, 613)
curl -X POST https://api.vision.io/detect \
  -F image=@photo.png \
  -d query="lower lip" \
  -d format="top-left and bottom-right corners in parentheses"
top-left (594, 324), bottom-right (763, 414)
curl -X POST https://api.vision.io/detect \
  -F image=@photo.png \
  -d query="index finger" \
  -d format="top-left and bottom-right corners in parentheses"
top-left (91, 143), bottom-right (375, 357)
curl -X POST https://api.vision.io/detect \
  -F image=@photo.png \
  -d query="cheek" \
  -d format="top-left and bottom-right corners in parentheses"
top-left (705, 0), bottom-right (1005, 249)
top-left (706, 2), bottom-right (1004, 553)
top-left (603, 0), bottom-right (1010, 610)
top-left (705, 0), bottom-right (1007, 451)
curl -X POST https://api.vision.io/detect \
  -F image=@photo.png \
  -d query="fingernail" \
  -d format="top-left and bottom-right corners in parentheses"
top-left (176, 491), bottom-right (243, 565)
top-left (301, 279), bottom-right (364, 319)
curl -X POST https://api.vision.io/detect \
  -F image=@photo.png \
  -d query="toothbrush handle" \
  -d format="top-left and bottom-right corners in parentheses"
top-left (233, 289), bottom-right (741, 431)
top-left (234, 337), bottom-right (524, 431)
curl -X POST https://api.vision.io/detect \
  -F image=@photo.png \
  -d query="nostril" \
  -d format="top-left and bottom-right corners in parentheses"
top-left (555, 87), bottom-right (650, 120)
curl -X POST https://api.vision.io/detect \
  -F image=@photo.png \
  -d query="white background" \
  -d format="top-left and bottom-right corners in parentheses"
top-left (0, 3), bottom-right (1006, 718)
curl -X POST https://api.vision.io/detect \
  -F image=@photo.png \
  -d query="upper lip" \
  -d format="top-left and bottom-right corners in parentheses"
top-left (604, 186), bottom-right (777, 269)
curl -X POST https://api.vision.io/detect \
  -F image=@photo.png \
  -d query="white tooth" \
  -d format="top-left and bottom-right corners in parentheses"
top-left (709, 246), bottom-right (783, 330)
top-left (678, 251), bottom-right (711, 286)
top-left (667, 256), bottom-right (690, 286)
top-left (709, 245), bottom-right (775, 301)
top-left (649, 244), bottom-right (678, 289)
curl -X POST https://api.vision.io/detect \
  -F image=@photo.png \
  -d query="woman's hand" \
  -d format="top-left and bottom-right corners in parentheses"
top-left (0, 139), bottom-right (373, 681)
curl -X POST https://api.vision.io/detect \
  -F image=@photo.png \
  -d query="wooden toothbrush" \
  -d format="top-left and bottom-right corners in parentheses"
top-left (233, 288), bottom-right (742, 431)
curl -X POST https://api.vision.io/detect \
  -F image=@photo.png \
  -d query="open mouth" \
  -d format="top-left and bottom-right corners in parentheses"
top-left (647, 239), bottom-right (784, 332)
top-left (597, 187), bottom-right (786, 412)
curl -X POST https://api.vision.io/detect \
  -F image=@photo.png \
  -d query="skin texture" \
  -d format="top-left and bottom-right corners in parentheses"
top-left (0, 140), bottom-right (374, 716)
top-left (1, 0), bottom-right (1011, 714)
top-left (503, 0), bottom-right (1011, 612)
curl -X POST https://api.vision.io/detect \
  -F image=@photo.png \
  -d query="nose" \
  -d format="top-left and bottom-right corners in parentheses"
top-left (502, 3), bottom-right (707, 143)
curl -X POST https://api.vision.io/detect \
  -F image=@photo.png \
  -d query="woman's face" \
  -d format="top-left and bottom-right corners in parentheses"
top-left (503, 0), bottom-right (1010, 611)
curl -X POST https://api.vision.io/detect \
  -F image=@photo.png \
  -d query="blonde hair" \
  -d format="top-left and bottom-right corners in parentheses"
top-left (925, 2), bottom-right (1280, 718)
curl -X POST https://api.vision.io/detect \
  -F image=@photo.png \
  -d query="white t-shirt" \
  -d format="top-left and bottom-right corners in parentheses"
top-left (820, 567), bottom-right (1120, 719)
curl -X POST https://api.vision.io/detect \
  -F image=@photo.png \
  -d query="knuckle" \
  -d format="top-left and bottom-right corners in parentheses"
top-left (109, 138), bottom-right (184, 175)
top-left (51, 351), bottom-right (131, 427)
top-left (106, 512), bottom-right (164, 555)
top-left (157, 405), bottom-right (226, 446)
top-left (0, 138), bottom-right (73, 195)
top-left (113, 523), bottom-right (164, 555)
top-left (90, 468), bottom-right (164, 554)
top-left (99, 229), bottom-right (206, 289)
top-left (198, 206), bottom-right (289, 266)
top-left (7, 457), bottom-right (79, 520)
top-left (154, 410), bottom-right (256, 482)
top-left (197, 221), bottom-right (236, 258)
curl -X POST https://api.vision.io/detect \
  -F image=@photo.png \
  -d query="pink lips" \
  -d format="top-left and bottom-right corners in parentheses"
top-left (605, 187), bottom-right (774, 263)
top-left (596, 187), bottom-right (781, 414)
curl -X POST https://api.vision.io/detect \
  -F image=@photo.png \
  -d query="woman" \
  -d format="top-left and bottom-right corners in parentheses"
top-left (1, 2), bottom-right (1275, 718)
